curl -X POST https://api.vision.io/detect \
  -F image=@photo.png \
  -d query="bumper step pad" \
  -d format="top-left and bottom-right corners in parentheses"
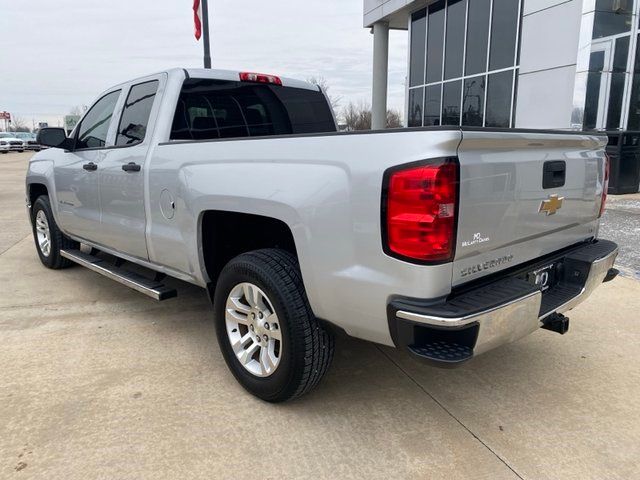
top-left (409, 341), bottom-right (473, 364)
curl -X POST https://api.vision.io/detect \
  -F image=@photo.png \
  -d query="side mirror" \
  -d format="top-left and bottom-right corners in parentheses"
top-left (36, 128), bottom-right (74, 150)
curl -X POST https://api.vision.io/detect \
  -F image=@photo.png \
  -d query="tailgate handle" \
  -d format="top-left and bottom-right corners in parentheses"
top-left (543, 161), bottom-right (566, 189)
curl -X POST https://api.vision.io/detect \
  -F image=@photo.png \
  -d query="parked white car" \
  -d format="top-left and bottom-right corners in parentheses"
top-left (14, 132), bottom-right (40, 151)
top-left (0, 132), bottom-right (25, 153)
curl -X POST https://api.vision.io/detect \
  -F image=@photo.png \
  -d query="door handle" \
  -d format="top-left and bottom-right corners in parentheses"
top-left (122, 162), bottom-right (141, 173)
top-left (83, 162), bottom-right (98, 171)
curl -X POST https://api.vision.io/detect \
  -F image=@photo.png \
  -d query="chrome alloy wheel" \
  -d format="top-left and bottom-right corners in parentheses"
top-left (35, 210), bottom-right (52, 257)
top-left (225, 282), bottom-right (282, 377)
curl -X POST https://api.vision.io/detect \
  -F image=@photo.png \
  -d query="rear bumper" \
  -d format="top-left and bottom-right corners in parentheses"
top-left (388, 239), bottom-right (618, 366)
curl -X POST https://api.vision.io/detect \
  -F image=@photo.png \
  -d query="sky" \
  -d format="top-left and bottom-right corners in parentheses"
top-left (0, 0), bottom-right (408, 129)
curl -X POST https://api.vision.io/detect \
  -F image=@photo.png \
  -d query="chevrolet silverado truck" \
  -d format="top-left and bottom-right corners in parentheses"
top-left (28, 68), bottom-right (619, 402)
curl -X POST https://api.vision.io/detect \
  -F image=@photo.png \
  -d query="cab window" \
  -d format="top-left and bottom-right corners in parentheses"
top-left (75, 90), bottom-right (121, 149)
top-left (116, 80), bottom-right (159, 146)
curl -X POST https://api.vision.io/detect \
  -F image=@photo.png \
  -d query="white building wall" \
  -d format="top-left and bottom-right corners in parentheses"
top-left (515, 0), bottom-right (584, 128)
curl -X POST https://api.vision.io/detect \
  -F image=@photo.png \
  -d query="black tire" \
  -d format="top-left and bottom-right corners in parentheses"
top-left (18, 150), bottom-right (24, 153)
top-left (0, 151), bottom-right (7, 154)
top-left (214, 249), bottom-right (335, 402)
top-left (31, 195), bottom-right (78, 269)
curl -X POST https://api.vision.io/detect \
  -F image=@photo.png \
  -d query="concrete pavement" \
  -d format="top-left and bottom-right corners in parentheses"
top-left (1, 152), bottom-right (639, 479)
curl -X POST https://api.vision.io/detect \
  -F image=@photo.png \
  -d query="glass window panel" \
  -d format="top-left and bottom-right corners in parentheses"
top-left (489, 0), bottom-right (520, 71)
top-left (593, 12), bottom-right (632, 38)
top-left (589, 49), bottom-right (606, 72)
top-left (409, 9), bottom-right (427, 87)
top-left (583, 72), bottom-right (603, 129)
top-left (426, 1), bottom-right (445, 84)
top-left (465, 0), bottom-right (491, 76)
top-left (424, 85), bottom-right (442, 126)
top-left (595, 0), bottom-right (633, 13)
top-left (441, 80), bottom-right (462, 125)
top-left (613, 36), bottom-right (630, 72)
top-left (444, 0), bottom-right (467, 80)
top-left (462, 76), bottom-right (485, 126)
top-left (606, 72), bottom-right (626, 130)
top-left (485, 70), bottom-right (513, 127)
top-left (76, 90), bottom-right (121, 149)
top-left (628, 74), bottom-right (640, 130)
top-left (116, 80), bottom-right (158, 146)
top-left (408, 88), bottom-right (424, 127)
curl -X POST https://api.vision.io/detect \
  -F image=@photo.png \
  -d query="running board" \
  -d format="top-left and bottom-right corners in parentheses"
top-left (60, 249), bottom-right (177, 301)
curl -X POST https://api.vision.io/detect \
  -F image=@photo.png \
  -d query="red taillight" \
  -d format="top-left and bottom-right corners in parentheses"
top-left (239, 72), bottom-right (283, 86)
top-left (384, 159), bottom-right (458, 263)
top-left (599, 154), bottom-right (610, 218)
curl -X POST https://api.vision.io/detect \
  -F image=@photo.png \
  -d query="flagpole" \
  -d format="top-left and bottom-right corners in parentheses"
top-left (202, 0), bottom-right (212, 68)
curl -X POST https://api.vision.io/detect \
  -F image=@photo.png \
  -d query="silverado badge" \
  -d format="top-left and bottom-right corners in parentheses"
top-left (539, 194), bottom-right (564, 216)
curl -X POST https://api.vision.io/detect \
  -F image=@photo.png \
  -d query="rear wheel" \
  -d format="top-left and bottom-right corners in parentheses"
top-left (31, 195), bottom-right (78, 269)
top-left (214, 249), bottom-right (334, 402)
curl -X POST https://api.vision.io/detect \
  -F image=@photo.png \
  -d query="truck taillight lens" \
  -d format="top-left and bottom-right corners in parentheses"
top-left (599, 154), bottom-right (610, 218)
top-left (383, 159), bottom-right (458, 263)
top-left (239, 72), bottom-right (283, 85)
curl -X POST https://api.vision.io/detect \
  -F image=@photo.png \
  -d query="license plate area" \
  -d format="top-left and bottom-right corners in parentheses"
top-left (521, 262), bottom-right (561, 292)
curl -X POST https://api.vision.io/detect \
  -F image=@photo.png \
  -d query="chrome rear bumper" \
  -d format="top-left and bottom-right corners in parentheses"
top-left (389, 240), bottom-right (618, 364)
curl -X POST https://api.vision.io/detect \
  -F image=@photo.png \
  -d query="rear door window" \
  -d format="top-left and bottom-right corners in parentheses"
top-left (75, 90), bottom-right (121, 149)
top-left (116, 80), bottom-right (159, 146)
top-left (170, 79), bottom-right (335, 141)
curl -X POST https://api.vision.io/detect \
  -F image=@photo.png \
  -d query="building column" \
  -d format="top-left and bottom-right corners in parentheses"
top-left (372, 22), bottom-right (389, 130)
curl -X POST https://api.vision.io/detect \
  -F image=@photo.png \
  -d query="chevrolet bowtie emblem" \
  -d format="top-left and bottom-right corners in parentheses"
top-left (539, 194), bottom-right (564, 216)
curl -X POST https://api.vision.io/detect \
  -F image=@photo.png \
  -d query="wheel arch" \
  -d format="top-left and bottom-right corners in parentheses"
top-left (200, 210), bottom-right (300, 296)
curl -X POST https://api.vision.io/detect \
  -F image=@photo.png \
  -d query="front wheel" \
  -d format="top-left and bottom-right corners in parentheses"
top-left (214, 249), bottom-right (335, 402)
top-left (30, 195), bottom-right (78, 269)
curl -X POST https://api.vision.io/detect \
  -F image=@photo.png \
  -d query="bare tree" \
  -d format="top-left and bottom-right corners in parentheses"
top-left (341, 101), bottom-right (404, 131)
top-left (307, 76), bottom-right (342, 111)
top-left (9, 116), bottom-right (29, 132)
top-left (68, 106), bottom-right (84, 116)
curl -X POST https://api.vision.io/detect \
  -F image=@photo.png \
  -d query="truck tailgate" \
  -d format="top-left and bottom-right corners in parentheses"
top-left (453, 130), bottom-right (608, 286)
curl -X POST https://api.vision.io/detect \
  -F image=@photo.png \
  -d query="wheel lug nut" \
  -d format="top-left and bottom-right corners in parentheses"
top-left (250, 325), bottom-right (254, 331)
top-left (264, 323), bottom-right (270, 330)
top-left (258, 312), bottom-right (264, 319)
top-left (263, 335), bottom-right (268, 342)
top-left (251, 312), bottom-right (256, 319)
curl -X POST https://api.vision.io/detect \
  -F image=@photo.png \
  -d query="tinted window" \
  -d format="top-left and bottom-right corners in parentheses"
top-left (613, 36), bottom-right (630, 72)
top-left (76, 90), bottom-right (121, 149)
top-left (485, 70), bottom-right (513, 127)
top-left (444, 0), bottom-right (466, 80)
top-left (606, 72), bottom-right (626, 129)
top-left (426, 1), bottom-right (445, 84)
top-left (116, 80), bottom-right (158, 146)
top-left (593, 12), bottom-right (632, 38)
top-left (584, 51), bottom-right (605, 129)
top-left (628, 74), bottom-right (640, 129)
top-left (489, 0), bottom-right (520, 71)
top-left (410, 10), bottom-right (427, 87)
top-left (462, 76), bottom-right (485, 126)
top-left (595, 0), bottom-right (633, 13)
top-left (408, 88), bottom-right (424, 127)
top-left (424, 85), bottom-right (441, 126)
top-left (170, 79), bottom-right (335, 140)
top-left (441, 81), bottom-right (461, 126)
top-left (465, 0), bottom-right (491, 76)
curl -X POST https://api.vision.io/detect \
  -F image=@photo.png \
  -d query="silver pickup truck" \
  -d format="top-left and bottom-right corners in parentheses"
top-left (28, 68), bottom-right (618, 402)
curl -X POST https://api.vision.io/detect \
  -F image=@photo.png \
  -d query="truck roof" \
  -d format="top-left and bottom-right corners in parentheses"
top-left (108, 67), bottom-right (321, 93)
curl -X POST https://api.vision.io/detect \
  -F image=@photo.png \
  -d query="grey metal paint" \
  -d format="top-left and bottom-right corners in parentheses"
top-left (454, 129), bottom-right (606, 285)
top-left (26, 68), bottom-right (609, 348)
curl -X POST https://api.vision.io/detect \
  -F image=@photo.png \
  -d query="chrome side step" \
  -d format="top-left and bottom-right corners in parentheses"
top-left (60, 249), bottom-right (177, 301)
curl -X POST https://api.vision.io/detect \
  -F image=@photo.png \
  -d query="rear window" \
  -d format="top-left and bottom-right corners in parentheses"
top-left (170, 79), bottom-right (336, 141)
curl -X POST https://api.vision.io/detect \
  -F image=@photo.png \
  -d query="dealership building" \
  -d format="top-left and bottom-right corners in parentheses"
top-left (364, 0), bottom-right (640, 132)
